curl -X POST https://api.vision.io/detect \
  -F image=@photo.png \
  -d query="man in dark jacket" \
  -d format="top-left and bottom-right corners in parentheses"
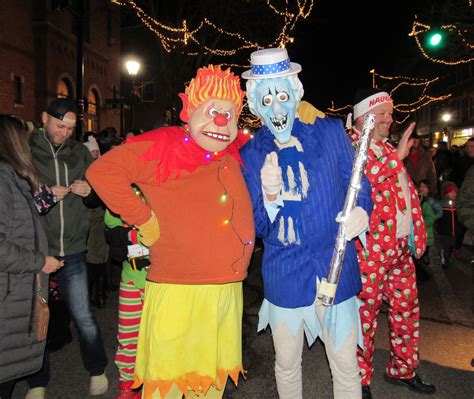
top-left (26, 98), bottom-right (108, 399)
top-left (404, 130), bottom-right (437, 196)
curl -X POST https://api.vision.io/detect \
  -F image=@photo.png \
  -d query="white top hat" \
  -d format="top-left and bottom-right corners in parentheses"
top-left (242, 48), bottom-right (302, 80)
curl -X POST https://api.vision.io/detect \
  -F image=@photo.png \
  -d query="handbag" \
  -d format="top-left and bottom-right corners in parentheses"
top-left (33, 273), bottom-right (50, 342)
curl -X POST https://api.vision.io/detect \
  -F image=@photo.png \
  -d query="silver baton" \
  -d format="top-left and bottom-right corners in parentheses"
top-left (317, 113), bottom-right (375, 306)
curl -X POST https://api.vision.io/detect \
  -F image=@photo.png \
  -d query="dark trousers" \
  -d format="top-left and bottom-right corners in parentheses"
top-left (0, 380), bottom-right (15, 399)
top-left (87, 262), bottom-right (107, 307)
top-left (28, 252), bottom-right (108, 388)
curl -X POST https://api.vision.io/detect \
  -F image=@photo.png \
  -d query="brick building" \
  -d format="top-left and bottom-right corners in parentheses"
top-left (416, 63), bottom-right (474, 148)
top-left (0, 0), bottom-right (121, 136)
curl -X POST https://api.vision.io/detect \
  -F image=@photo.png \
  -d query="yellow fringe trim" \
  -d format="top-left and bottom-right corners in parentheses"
top-left (133, 365), bottom-right (246, 399)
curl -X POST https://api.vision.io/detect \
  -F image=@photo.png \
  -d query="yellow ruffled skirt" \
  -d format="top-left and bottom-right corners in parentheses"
top-left (133, 281), bottom-right (244, 399)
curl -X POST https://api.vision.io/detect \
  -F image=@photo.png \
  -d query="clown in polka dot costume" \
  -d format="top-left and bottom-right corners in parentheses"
top-left (349, 88), bottom-right (435, 396)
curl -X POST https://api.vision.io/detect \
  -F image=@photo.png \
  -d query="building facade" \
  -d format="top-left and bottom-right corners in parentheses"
top-left (0, 0), bottom-right (121, 136)
top-left (416, 62), bottom-right (474, 148)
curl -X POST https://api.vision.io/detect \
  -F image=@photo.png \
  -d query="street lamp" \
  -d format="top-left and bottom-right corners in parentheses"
top-left (440, 112), bottom-right (452, 146)
top-left (124, 59), bottom-right (141, 132)
top-left (125, 59), bottom-right (141, 77)
top-left (441, 113), bottom-right (451, 122)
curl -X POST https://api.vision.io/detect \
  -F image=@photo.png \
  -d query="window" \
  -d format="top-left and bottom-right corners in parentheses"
top-left (57, 78), bottom-right (73, 98)
top-left (13, 76), bottom-right (23, 105)
top-left (86, 89), bottom-right (99, 132)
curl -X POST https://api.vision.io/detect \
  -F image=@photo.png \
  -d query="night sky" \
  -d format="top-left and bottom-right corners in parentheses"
top-left (290, 0), bottom-right (426, 109)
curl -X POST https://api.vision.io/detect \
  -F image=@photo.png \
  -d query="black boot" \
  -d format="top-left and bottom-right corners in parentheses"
top-left (362, 385), bottom-right (372, 399)
top-left (384, 373), bottom-right (436, 394)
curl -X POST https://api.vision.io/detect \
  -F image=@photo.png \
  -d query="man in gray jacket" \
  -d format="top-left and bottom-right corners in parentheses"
top-left (26, 98), bottom-right (108, 399)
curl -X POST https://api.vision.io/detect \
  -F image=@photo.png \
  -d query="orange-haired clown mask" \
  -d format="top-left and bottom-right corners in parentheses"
top-left (179, 65), bottom-right (244, 153)
top-left (187, 98), bottom-right (238, 153)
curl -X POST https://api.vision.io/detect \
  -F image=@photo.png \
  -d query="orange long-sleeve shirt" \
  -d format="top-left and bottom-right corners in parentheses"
top-left (86, 132), bottom-right (255, 284)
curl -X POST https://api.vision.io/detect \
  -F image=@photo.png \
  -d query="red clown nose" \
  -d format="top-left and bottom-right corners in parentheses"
top-left (214, 113), bottom-right (228, 126)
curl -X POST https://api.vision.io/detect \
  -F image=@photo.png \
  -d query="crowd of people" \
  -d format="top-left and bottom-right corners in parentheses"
top-left (0, 47), bottom-right (473, 399)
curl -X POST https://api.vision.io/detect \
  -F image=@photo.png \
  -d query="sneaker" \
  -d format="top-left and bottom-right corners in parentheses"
top-left (440, 250), bottom-right (447, 267)
top-left (25, 387), bottom-right (46, 399)
top-left (116, 380), bottom-right (141, 399)
top-left (90, 373), bottom-right (109, 396)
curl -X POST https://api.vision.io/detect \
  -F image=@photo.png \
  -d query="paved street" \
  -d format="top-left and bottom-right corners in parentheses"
top-left (11, 243), bottom-right (474, 399)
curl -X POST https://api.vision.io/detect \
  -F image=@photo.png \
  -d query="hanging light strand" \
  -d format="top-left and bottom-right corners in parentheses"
top-left (328, 69), bottom-right (452, 125)
top-left (112, 0), bottom-right (314, 57)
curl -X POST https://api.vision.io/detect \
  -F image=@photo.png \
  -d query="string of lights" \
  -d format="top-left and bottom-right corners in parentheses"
top-left (326, 69), bottom-right (451, 125)
top-left (112, 0), bottom-right (313, 57)
top-left (325, 101), bottom-right (352, 119)
top-left (216, 163), bottom-right (254, 273)
top-left (374, 69), bottom-right (451, 123)
top-left (409, 20), bottom-right (474, 65)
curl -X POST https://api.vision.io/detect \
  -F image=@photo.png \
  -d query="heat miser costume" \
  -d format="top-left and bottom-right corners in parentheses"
top-left (86, 66), bottom-right (255, 399)
top-left (347, 90), bottom-right (429, 391)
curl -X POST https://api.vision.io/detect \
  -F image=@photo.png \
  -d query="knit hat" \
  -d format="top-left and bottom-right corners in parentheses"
top-left (46, 98), bottom-right (78, 124)
top-left (441, 181), bottom-right (458, 197)
top-left (83, 136), bottom-right (100, 156)
top-left (346, 88), bottom-right (393, 129)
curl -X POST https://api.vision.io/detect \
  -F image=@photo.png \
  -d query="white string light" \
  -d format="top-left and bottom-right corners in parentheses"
top-left (112, 0), bottom-right (314, 57)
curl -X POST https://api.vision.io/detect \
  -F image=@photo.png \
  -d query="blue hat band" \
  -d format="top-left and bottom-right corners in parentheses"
top-left (251, 59), bottom-right (291, 76)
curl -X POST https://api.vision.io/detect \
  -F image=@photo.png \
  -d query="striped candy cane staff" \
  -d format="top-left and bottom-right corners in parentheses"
top-left (317, 113), bottom-right (375, 306)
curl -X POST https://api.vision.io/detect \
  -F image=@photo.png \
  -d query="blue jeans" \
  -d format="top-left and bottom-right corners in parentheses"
top-left (28, 252), bottom-right (107, 387)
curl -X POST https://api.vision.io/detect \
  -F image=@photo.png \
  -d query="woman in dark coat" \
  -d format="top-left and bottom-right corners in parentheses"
top-left (0, 115), bottom-right (63, 399)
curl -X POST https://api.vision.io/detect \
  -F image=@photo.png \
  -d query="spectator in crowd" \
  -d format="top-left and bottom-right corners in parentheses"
top-left (436, 181), bottom-right (465, 267)
top-left (98, 127), bottom-right (123, 154)
top-left (450, 137), bottom-right (474, 189)
top-left (125, 128), bottom-right (143, 140)
top-left (83, 137), bottom-right (109, 307)
top-left (0, 115), bottom-right (63, 399)
top-left (456, 139), bottom-right (474, 247)
top-left (433, 141), bottom-right (453, 194)
top-left (27, 98), bottom-right (108, 399)
top-left (415, 180), bottom-right (440, 281)
top-left (404, 130), bottom-right (437, 196)
top-left (456, 140), bottom-right (474, 369)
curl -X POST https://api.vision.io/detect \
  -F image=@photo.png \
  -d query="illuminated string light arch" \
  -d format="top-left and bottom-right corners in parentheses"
top-left (326, 69), bottom-right (452, 125)
top-left (112, 0), bottom-right (314, 57)
top-left (372, 69), bottom-right (452, 123)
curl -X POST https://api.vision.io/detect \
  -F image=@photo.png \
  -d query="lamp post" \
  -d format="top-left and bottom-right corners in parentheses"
top-left (125, 59), bottom-right (141, 132)
top-left (441, 112), bottom-right (451, 123)
top-left (441, 112), bottom-right (452, 147)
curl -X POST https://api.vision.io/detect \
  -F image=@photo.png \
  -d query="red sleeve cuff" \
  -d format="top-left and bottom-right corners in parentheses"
top-left (130, 229), bottom-right (139, 245)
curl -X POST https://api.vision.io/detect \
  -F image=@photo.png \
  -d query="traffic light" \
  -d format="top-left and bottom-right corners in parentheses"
top-left (427, 31), bottom-right (443, 47)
